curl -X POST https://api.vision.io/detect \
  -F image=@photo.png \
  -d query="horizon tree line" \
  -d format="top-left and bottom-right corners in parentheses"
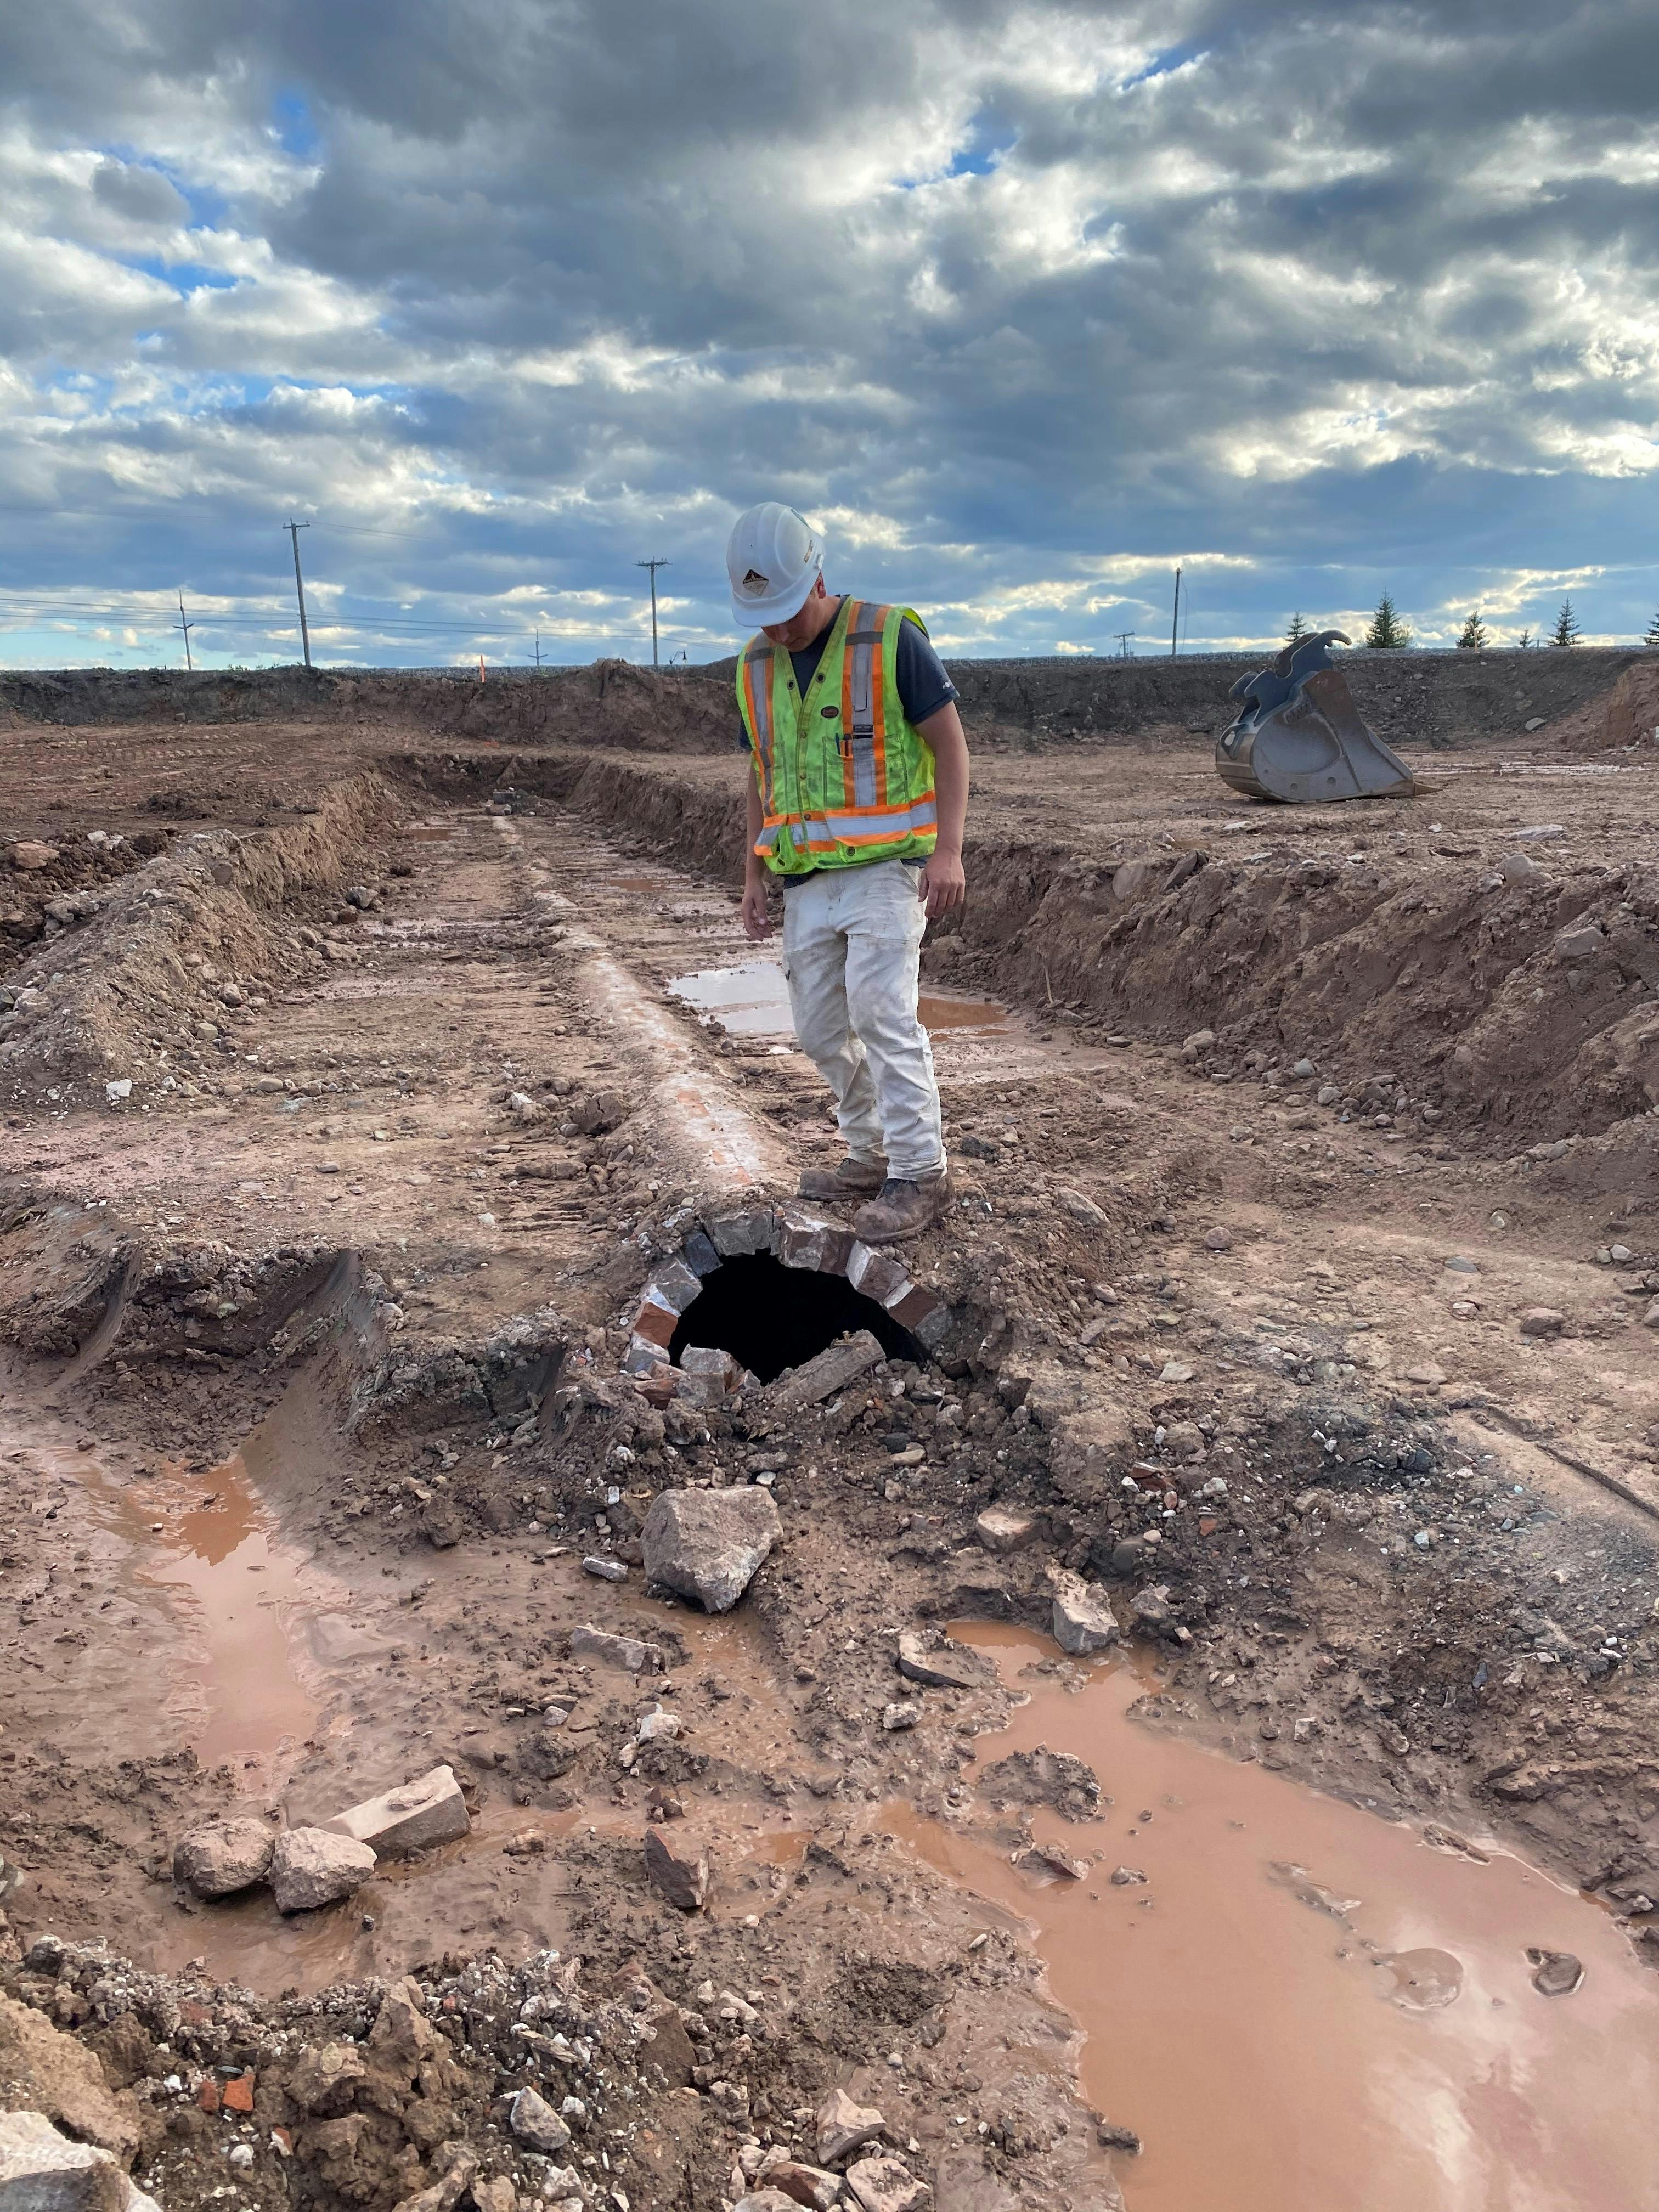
top-left (1282, 595), bottom-right (1659, 650)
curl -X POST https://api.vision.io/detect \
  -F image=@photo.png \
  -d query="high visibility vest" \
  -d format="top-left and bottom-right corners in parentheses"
top-left (737, 597), bottom-right (939, 876)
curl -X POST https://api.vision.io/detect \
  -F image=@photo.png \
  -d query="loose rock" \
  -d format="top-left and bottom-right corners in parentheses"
top-left (844, 2154), bottom-right (932, 2212)
top-left (1048, 1567), bottom-right (1119, 1655)
top-left (172, 1815), bottom-right (276, 1898)
top-left (0, 2111), bottom-right (160, 2212)
top-left (816, 2085), bottom-right (885, 2165)
top-left (570, 1624), bottom-right (664, 1673)
top-left (644, 1826), bottom-right (710, 1911)
top-left (0, 1997), bottom-right (140, 2162)
top-left (510, 2085), bottom-right (572, 2153)
top-left (1519, 1308), bottom-right (1566, 1338)
top-left (1528, 1948), bottom-right (1584, 1996)
top-left (268, 1827), bottom-right (376, 1914)
top-left (896, 1628), bottom-right (992, 1690)
top-left (974, 1505), bottom-right (1037, 1554)
top-left (759, 2157), bottom-right (844, 2210)
top-left (641, 1485), bottom-right (781, 1612)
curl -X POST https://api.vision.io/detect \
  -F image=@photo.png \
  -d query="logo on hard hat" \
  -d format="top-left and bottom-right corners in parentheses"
top-left (740, 568), bottom-right (770, 596)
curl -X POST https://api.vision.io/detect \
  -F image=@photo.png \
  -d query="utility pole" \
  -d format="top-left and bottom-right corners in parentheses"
top-left (1170, 567), bottom-right (1181, 659)
top-left (636, 557), bottom-right (669, 668)
top-left (1115, 630), bottom-right (1135, 659)
top-left (285, 519), bottom-right (312, 669)
top-left (176, 590), bottom-right (195, 672)
top-left (533, 629), bottom-right (543, 673)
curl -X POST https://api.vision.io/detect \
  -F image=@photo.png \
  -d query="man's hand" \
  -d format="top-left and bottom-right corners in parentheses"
top-left (917, 847), bottom-right (966, 919)
top-left (741, 871), bottom-right (772, 941)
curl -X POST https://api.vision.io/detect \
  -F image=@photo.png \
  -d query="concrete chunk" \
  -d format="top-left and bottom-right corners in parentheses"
top-left (323, 1765), bottom-right (470, 1858)
top-left (761, 1329), bottom-right (884, 1418)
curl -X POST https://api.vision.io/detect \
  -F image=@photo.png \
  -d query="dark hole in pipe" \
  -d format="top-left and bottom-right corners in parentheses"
top-left (669, 1252), bottom-right (921, 1385)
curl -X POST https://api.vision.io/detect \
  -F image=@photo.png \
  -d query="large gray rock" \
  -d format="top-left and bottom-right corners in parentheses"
top-left (0, 2111), bottom-right (161, 2212)
top-left (269, 1827), bottom-right (376, 1914)
top-left (172, 1816), bottom-right (276, 1899)
top-left (642, 1486), bottom-right (781, 1612)
top-left (324, 1765), bottom-right (470, 1857)
top-left (1048, 1568), bottom-right (1119, 1655)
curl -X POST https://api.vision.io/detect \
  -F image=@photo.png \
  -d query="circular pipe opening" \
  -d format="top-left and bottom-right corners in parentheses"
top-left (669, 1252), bottom-right (921, 1385)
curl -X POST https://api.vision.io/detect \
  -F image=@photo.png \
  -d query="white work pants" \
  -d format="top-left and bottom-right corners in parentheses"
top-left (780, 858), bottom-right (945, 1182)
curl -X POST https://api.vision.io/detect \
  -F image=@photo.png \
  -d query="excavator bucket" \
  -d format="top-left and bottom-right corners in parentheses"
top-left (1216, 630), bottom-right (1417, 804)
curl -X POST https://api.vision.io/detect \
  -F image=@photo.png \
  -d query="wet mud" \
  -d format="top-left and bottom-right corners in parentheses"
top-left (895, 1623), bottom-right (1659, 2209)
top-left (2, 698), bottom-right (1658, 2212)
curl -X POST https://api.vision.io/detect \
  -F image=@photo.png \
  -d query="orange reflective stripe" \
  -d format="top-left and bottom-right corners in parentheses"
top-left (839, 598), bottom-right (859, 812)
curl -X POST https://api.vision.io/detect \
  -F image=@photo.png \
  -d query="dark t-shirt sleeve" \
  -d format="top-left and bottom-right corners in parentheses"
top-left (736, 610), bottom-right (957, 751)
top-left (894, 614), bottom-right (958, 727)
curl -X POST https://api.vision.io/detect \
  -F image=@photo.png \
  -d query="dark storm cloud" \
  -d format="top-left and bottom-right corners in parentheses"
top-left (3, 0), bottom-right (1659, 668)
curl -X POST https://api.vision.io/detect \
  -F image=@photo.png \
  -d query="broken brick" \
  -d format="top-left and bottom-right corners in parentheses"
top-left (198, 2079), bottom-right (220, 2114)
top-left (222, 2073), bottom-right (255, 2114)
top-left (631, 1301), bottom-right (678, 1349)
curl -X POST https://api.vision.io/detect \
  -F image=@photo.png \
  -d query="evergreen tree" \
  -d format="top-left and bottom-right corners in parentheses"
top-left (1456, 611), bottom-right (1487, 650)
top-left (1550, 597), bottom-right (1581, 647)
top-left (1365, 592), bottom-right (1409, 649)
top-left (1643, 608), bottom-right (1659, 648)
top-left (1517, 628), bottom-right (1533, 650)
top-left (1285, 611), bottom-right (1309, 646)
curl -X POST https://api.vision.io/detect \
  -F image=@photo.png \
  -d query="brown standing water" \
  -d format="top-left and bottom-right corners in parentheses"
top-left (668, 958), bottom-right (1008, 1037)
top-left (890, 1623), bottom-right (1659, 2211)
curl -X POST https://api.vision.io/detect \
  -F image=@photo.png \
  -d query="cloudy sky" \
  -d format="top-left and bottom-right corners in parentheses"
top-left (5, 0), bottom-right (1659, 669)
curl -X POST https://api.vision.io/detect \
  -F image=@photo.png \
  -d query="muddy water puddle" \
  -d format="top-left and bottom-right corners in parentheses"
top-left (71, 1427), bottom-right (333, 1789)
top-left (668, 958), bottom-right (1008, 1039)
top-left (891, 1622), bottom-right (1659, 2211)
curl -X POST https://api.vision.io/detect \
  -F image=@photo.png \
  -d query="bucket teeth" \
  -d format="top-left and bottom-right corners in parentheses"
top-left (1216, 630), bottom-right (1417, 804)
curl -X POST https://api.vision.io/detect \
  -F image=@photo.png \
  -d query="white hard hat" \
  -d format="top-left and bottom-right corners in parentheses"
top-left (726, 502), bottom-right (822, 627)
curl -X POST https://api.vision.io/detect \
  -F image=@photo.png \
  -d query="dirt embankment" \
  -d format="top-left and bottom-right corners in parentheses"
top-left (444, 749), bottom-right (1659, 1165)
top-left (6, 644), bottom-right (1650, 755)
top-left (1, 773), bottom-right (401, 1107)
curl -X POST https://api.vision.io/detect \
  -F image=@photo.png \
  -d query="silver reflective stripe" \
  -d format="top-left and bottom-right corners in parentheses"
top-left (820, 798), bottom-right (936, 842)
top-left (746, 645), bottom-right (772, 759)
top-left (850, 597), bottom-right (874, 741)
top-left (853, 737), bottom-right (877, 808)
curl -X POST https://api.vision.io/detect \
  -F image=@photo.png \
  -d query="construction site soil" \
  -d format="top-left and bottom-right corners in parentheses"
top-left (3, 662), bottom-right (1659, 2211)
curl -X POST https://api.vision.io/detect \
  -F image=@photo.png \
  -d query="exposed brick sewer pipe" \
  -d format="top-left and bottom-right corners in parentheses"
top-left (509, 820), bottom-right (953, 1386)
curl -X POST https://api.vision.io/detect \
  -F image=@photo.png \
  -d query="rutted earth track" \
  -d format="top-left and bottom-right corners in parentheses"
top-left (1, 712), bottom-right (1659, 2211)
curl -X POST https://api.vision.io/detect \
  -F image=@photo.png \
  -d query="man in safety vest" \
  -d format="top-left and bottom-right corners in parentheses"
top-left (728, 502), bottom-right (970, 1244)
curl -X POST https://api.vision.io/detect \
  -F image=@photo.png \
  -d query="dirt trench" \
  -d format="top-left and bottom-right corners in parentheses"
top-left (3, 725), bottom-right (1659, 2212)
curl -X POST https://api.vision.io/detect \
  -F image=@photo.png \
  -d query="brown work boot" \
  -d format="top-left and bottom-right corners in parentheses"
top-left (798, 1154), bottom-right (888, 1202)
top-left (852, 1169), bottom-right (953, 1245)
